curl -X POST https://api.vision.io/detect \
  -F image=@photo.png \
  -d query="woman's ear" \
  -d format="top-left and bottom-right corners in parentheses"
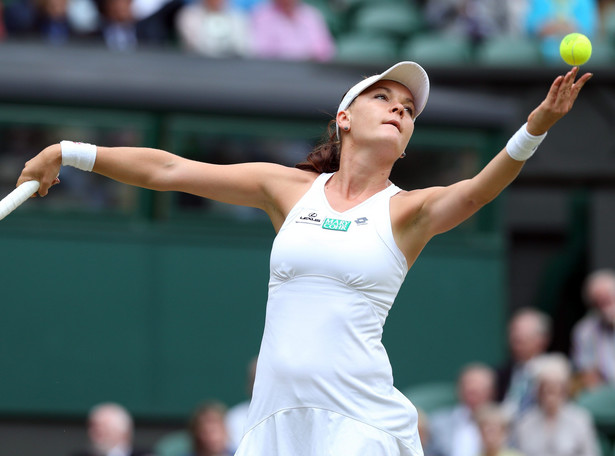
top-left (336, 110), bottom-right (350, 133)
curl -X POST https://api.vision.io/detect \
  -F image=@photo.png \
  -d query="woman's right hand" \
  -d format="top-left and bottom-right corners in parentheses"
top-left (17, 144), bottom-right (62, 197)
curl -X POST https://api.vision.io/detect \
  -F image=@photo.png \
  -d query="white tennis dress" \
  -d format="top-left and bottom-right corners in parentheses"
top-left (234, 173), bottom-right (423, 456)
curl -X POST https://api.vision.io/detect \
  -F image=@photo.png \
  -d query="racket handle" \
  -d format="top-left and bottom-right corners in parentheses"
top-left (0, 180), bottom-right (40, 221)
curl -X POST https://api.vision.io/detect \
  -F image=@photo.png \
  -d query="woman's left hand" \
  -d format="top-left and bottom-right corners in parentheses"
top-left (527, 66), bottom-right (592, 136)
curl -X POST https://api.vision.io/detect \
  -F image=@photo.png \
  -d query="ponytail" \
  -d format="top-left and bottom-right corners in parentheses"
top-left (295, 120), bottom-right (340, 174)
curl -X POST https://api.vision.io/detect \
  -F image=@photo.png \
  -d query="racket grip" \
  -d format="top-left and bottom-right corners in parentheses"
top-left (0, 180), bottom-right (40, 221)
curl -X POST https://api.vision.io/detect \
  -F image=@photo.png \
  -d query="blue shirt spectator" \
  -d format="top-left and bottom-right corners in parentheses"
top-left (229, 0), bottom-right (263, 11)
top-left (525, 0), bottom-right (598, 62)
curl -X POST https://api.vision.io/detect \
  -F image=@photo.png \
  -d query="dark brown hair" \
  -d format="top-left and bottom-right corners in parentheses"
top-left (295, 119), bottom-right (341, 174)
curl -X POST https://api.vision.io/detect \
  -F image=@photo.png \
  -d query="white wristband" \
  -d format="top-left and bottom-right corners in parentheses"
top-left (505, 123), bottom-right (547, 161)
top-left (60, 140), bottom-right (97, 171)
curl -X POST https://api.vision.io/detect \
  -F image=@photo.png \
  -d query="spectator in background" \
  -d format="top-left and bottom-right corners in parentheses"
top-left (475, 404), bottom-right (523, 456)
top-left (503, 0), bottom-right (530, 37)
top-left (225, 357), bottom-right (257, 451)
top-left (496, 307), bottom-right (551, 420)
top-left (416, 408), bottom-right (437, 456)
top-left (229, 0), bottom-right (262, 12)
top-left (429, 363), bottom-right (496, 456)
top-left (189, 401), bottom-right (234, 456)
top-left (512, 353), bottom-right (600, 456)
top-left (92, 0), bottom-right (177, 51)
top-left (2, 0), bottom-right (76, 42)
top-left (571, 268), bottom-right (615, 390)
top-left (0, 0), bottom-right (7, 32)
top-left (65, 0), bottom-right (100, 34)
top-left (72, 402), bottom-right (153, 456)
top-left (3, 0), bottom-right (33, 36)
top-left (598, 0), bottom-right (615, 38)
top-left (35, 0), bottom-right (75, 44)
top-left (423, 0), bottom-right (509, 42)
top-left (0, 0), bottom-right (8, 39)
top-left (250, 0), bottom-right (335, 61)
top-left (525, 0), bottom-right (598, 62)
top-left (175, 0), bottom-right (250, 57)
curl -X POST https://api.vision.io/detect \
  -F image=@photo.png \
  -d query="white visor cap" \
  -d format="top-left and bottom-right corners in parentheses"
top-left (336, 61), bottom-right (430, 138)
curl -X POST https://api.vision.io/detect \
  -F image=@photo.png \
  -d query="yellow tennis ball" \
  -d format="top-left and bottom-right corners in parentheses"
top-left (560, 33), bottom-right (592, 65)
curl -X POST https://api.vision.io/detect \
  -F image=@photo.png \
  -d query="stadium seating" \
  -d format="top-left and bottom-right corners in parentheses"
top-left (475, 36), bottom-right (542, 66)
top-left (153, 430), bottom-right (191, 456)
top-left (304, 0), bottom-right (346, 37)
top-left (401, 381), bottom-right (458, 414)
top-left (351, 3), bottom-right (424, 40)
top-left (586, 40), bottom-right (615, 65)
top-left (604, 7), bottom-right (615, 45)
top-left (335, 33), bottom-right (398, 63)
top-left (576, 386), bottom-right (615, 455)
top-left (399, 33), bottom-right (473, 65)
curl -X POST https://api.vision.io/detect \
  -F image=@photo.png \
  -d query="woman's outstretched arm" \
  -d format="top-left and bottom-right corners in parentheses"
top-left (16, 143), bottom-right (314, 227)
top-left (414, 66), bottom-right (592, 238)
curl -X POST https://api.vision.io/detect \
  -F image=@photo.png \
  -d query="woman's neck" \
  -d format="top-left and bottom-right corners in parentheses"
top-left (328, 167), bottom-right (390, 198)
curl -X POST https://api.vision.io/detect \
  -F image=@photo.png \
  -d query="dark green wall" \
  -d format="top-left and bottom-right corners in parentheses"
top-left (0, 217), bottom-right (506, 420)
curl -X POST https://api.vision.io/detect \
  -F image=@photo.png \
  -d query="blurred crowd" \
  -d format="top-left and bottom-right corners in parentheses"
top-left (69, 268), bottom-right (615, 456)
top-left (0, 0), bottom-right (615, 63)
top-left (419, 268), bottom-right (615, 456)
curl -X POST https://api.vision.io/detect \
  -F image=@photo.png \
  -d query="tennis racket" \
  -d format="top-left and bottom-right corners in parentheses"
top-left (0, 180), bottom-right (40, 221)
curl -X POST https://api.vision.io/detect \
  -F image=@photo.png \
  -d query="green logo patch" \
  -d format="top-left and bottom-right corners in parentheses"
top-left (322, 218), bottom-right (351, 232)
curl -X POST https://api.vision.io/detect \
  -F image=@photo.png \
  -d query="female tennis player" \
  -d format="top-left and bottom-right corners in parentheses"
top-left (17, 62), bottom-right (591, 455)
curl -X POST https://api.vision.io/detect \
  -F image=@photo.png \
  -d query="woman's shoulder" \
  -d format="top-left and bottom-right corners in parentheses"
top-left (266, 164), bottom-right (319, 184)
top-left (389, 185), bottom-right (442, 212)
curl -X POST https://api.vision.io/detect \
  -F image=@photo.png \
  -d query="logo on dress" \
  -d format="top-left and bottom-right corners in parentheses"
top-left (296, 211), bottom-right (322, 225)
top-left (354, 217), bottom-right (368, 226)
top-left (322, 218), bottom-right (351, 232)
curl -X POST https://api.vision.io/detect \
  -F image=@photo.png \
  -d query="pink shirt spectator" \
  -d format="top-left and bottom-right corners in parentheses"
top-left (0, 1), bottom-right (6, 40)
top-left (251, 0), bottom-right (335, 61)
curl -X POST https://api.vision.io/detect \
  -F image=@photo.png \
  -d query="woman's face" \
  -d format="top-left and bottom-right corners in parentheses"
top-left (344, 80), bottom-right (415, 156)
top-left (479, 420), bottom-right (507, 453)
top-left (538, 377), bottom-right (567, 415)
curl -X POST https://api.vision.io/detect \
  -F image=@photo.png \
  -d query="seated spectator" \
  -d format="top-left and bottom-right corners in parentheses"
top-left (3, 0), bottom-right (76, 42)
top-left (496, 307), bottom-right (551, 420)
top-left (423, 0), bottom-right (509, 42)
top-left (66, 0), bottom-right (100, 34)
top-left (475, 403), bottom-right (523, 456)
top-left (0, 1), bottom-right (7, 40)
top-left (229, 0), bottom-right (263, 12)
top-left (250, 0), bottom-right (335, 61)
top-left (189, 401), bottom-right (234, 456)
top-left (131, 0), bottom-right (171, 20)
top-left (175, 0), bottom-right (250, 57)
top-left (429, 363), bottom-right (496, 456)
top-left (3, 0), bottom-right (34, 36)
top-left (598, 0), bottom-right (615, 38)
top-left (525, 0), bottom-right (598, 62)
top-left (417, 408), bottom-right (437, 456)
top-left (512, 353), bottom-right (600, 456)
top-left (92, 0), bottom-right (178, 50)
top-left (36, 0), bottom-right (74, 44)
top-left (503, 0), bottom-right (531, 37)
top-left (71, 402), bottom-right (153, 456)
top-left (572, 268), bottom-right (615, 390)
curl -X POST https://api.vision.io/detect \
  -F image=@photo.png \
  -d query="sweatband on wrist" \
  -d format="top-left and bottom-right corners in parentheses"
top-left (60, 140), bottom-right (97, 171)
top-left (505, 123), bottom-right (547, 161)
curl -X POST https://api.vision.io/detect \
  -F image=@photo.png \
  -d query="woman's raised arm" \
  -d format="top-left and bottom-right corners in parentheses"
top-left (413, 66), bottom-right (592, 239)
